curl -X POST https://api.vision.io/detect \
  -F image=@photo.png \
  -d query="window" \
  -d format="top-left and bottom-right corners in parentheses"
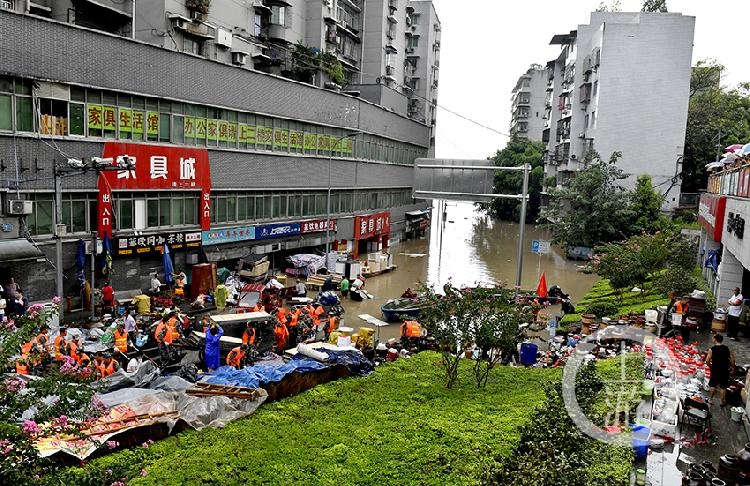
top-left (38, 98), bottom-right (69, 135)
top-left (270, 6), bottom-right (287, 26)
top-left (584, 114), bottom-right (590, 128)
top-left (407, 35), bottom-right (419, 49)
top-left (0, 94), bottom-right (10, 131)
top-left (27, 194), bottom-right (54, 235)
top-left (591, 111), bottom-right (596, 128)
top-left (385, 51), bottom-right (393, 68)
top-left (254, 14), bottom-right (262, 37)
top-left (184, 37), bottom-right (203, 56)
top-left (411, 13), bottom-right (420, 24)
top-left (592, 80), bottom-right (598, 97)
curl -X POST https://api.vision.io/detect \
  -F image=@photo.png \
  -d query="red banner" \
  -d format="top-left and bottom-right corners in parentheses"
top-left (354, 211), bottom-right (391, 240)
top-left (300, 219), bottom-right (337, 234)
top-left (97, 143), bottom-right (212, 238)
top-left (698, 193), bottom-right (726, 242)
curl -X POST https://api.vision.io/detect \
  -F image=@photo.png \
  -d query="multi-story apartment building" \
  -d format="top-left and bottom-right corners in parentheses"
top-left (0, 2), bottom-right (435, 300)
top-left (509, 65), bottom-right (547, 142)
top-left (356, 0), bottom-right (440, 153)
top-left (542, 12), bottom-right (695, 210)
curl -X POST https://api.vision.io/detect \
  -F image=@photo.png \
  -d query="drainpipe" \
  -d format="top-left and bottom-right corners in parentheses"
top-left (358, 0), bottom-right (366, 85)
top-left (132, 0), bottom-right (136, 38)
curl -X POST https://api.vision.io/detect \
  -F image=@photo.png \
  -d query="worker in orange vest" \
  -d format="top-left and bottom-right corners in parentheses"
top-left (68, 335), bottom-right (84, 363)
top-left (276, 306), bottom-right (287, 323)
top-left (165, 312), bottom-right (181, 342)
top-left (242, 323), bottom-right (256, 346)
top-left (252, 301), bottom-right (264, 313)
top-left (15, 339), bottom-right (34, 374)
top-left (53, 327), bottom-right (70, 362)
top-left (288, 308), bottom-right (301, 344)
top-left (113, 322), bottom-right (129, 354)
top-left (36, 325), bottom-right (53, 360)
top-left (154, 319), bottom-right (173, 346)
top-left (226, 344), bottom-right (249, 369)
top-left (274, 320), bottom-right (289, 352)
top-left (96, 353), bottom-right (118, 379)
top-left (400, 320), bottom-right (422, 339)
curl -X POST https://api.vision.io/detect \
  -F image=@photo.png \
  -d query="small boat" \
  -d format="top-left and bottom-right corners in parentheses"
top-left (381, 297), bottom-right (428, 322)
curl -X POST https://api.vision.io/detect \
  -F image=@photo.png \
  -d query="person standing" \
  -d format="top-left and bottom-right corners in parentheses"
top-left (123, 309), bottom-right (137, 341)
top-left (150, 273), bottom-right (163, 294)
top-left (340, 277), bottom-right (350, 299)
top-left (101, 281), bottom-right (115, 311)
top-left (706, 333), bottom-right (734, 406)
top-left (728, 287), bottom-right (744, 341)
top-left (295, 279), bottom-right (307, 297)
top-left (204, 323), bottom-right (224, 371)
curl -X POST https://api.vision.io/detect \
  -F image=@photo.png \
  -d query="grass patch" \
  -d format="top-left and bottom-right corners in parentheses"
top-left (562, 277), bottom-right (669, 326)
top-left (51, 352), bottom-right (559, 486)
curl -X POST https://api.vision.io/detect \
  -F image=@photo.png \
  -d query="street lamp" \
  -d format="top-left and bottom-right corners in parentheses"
top-left (325, 132), bottom-right (361, 260)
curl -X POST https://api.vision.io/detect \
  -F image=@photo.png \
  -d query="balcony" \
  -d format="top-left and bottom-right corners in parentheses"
top-left (267, 23), bottom-right (294, 43)
top-left (387, 13), bottom-right (398, 23)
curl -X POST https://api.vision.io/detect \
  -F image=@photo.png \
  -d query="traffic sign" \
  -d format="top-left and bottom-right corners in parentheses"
top-left (531, 240), bottom-right (551, 254)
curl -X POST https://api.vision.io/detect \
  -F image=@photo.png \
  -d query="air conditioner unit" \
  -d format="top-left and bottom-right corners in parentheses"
top-left (0, 0), bottom-right (13, 10)
top-left (405, 47), bottom-right (414, 54)
top-left (269, 242), bottom-right (281, 252)
top-left (55, 224), bottom-right (66, 237)
top-left (6, 200), bottom-right (32, 215)
top-left (190, 10), bottom-right (206, 22)
top-left (231, 51), bottom-right (248, 66)
top-left (216, 28), bottom-right (233, 48)
top-left (170, 15), bottom-right (189, 31)
top-left (386, 65), bottom-right (394, 75)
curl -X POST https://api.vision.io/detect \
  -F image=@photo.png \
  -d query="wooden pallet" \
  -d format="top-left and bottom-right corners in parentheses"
top-left (186, 382), bottom-right (262, 400)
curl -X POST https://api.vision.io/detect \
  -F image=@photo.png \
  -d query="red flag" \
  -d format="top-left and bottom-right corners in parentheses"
top-left (537, 273), bottom-right (548, 298)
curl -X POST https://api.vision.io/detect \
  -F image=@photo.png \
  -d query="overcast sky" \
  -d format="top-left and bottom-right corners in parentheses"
top-left (430, 0), bottom-right (750, 160)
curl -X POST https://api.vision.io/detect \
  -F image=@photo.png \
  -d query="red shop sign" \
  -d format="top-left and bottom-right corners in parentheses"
top-left (698, 193), bottom-right (726, 241)
top-left (300, 219), bottom-right (337, 234)
top-left (97, 143), bottom-right (212, 238)
top-left (354, 211), bottom-right (391, 239)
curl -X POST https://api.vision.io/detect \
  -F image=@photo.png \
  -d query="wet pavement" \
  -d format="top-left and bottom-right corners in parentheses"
top-left (645, 329), bottom-right (750, 485)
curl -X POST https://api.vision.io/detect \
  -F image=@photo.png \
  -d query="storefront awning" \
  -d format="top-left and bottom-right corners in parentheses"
top-left (0, 239), bottom-right (44, 262)
top-left (405, 210), bottom-right (430, 219)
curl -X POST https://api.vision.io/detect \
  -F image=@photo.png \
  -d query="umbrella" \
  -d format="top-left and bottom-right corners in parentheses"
top-left (162, 244), bottom-right (174, 285)
top-left (741, 143), bottom-right (750, 156)
top-left (100, 234), bottom-right (113, 277)
top-left (75, 239), bottom-right (86, 287)
top-left (725, 143), bottom-right (744, 153)
top-left (536, 272), bottom-right (548, 298)
top-left (704, 161), bottom-right (724, 170)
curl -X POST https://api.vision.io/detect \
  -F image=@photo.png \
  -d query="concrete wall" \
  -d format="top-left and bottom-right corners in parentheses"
top-left (586, 12), bottom-right (694, 209)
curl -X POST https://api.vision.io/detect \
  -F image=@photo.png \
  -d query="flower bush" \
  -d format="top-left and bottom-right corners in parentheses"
top-left (0, 305), bottom-right (100, 483)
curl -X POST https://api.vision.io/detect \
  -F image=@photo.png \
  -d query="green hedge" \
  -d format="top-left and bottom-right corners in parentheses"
top-left (48, 353), bottom-right (558, 486)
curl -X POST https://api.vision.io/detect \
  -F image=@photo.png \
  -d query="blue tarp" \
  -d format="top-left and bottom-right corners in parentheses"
top-left (204, 349), bottom-right (374, 388)
top-left (205, 359), bottom-right (329, 388)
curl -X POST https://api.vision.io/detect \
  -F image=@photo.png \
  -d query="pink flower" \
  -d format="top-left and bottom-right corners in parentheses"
top-left (105, 440), bottom-right (119, 450)
top-left (22, 420), bottom-right (40, 435)
top-left (141, 469), bottom-right (148, 477)
top-left (106, 468), bottom-right (113, 476)
top-left (4, 378), bottom-right (27, 392)
top-left (91, 396), bottom-right (108, 413)
top-left (52, 296), bottom-right (61, 305)
top-left (141, 439), bottom-right (154, 448)
top-left (53, 415), bottom-right (68, 428)
top-left (111, 481), bottom-right (125, 486)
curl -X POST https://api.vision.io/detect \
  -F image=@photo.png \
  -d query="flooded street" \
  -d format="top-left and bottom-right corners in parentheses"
top-left (338, 201), bottom-right (598, 340)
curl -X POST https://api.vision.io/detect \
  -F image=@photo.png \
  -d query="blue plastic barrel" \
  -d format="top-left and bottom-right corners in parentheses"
top-left (520, 342), bottom-right (538, 366)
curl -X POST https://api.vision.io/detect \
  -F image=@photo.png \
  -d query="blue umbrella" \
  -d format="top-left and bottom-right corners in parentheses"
top-left (75, 239), bottom-right (86, 287)
top-left (163, 244), bottom-right (174, 285)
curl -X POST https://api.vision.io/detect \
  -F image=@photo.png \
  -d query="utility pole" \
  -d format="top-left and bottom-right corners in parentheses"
top-left (54, 167), bottom-right (64, 323)
top-left (515, 164), bottom-right (530, 297)
top-left (715, 129), bottom-right (722, 163)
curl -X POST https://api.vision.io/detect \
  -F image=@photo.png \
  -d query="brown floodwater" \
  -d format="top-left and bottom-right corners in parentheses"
top-left (337, 202), bottom-right (598, 341)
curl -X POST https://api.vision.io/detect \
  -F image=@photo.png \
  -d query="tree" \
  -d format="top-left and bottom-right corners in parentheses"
top-left (595, 1), bottom-right (621, 12)
top-left (417, 282), bottom-right (522, 388)
top-left (682, 60), bottom-right (750, 192)
top-left (540, 151), bottom-right (634, 248)
top-left (291, 42), bottom-right (319, 84)
top-left (482, 137), bottom-right (545, 223)
top-left (630, 175), bottom-right (666, 233)
top-left (641, 0), bottom-right (667, 12)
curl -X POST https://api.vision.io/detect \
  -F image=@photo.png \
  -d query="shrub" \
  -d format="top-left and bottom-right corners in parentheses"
top-left (583, 302), bottom-right (619, 318)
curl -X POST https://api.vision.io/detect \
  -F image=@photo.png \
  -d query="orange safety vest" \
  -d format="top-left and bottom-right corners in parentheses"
top-left (15, 355), bottom-right (30, 374)
top-left (113, 329), bottom-right (128, 353)
top-left (36, 333), bottom-right (51, 353)
top-left (401, 321), bottom-right (421, 338)
top-left (675, 301), bottom-right (687, 315)
top-left (242, 328), bottom-right (256, 346)
top-left (54, 335), bottom-right (68, 361)
top-left (277, 307), bottom-right (287, 323)
top-left (155, 322), bottom-right (173, 345)
top-left (77, 352), bottom-right (90, 368)
top-left (167, 317), bottom-right (181, 341)
top-left (69, 340), bottom-right (82, 361)
top-left (227, 347), bottom-right (246, 367)
top-left (289, 310), bottom-right (300, 328)
top-left (274, 323), bottom-right (289, 350)
top-left (97, 361), bottom-right (116, 378)
top-left (327, 316), bottom-right (338, 332)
